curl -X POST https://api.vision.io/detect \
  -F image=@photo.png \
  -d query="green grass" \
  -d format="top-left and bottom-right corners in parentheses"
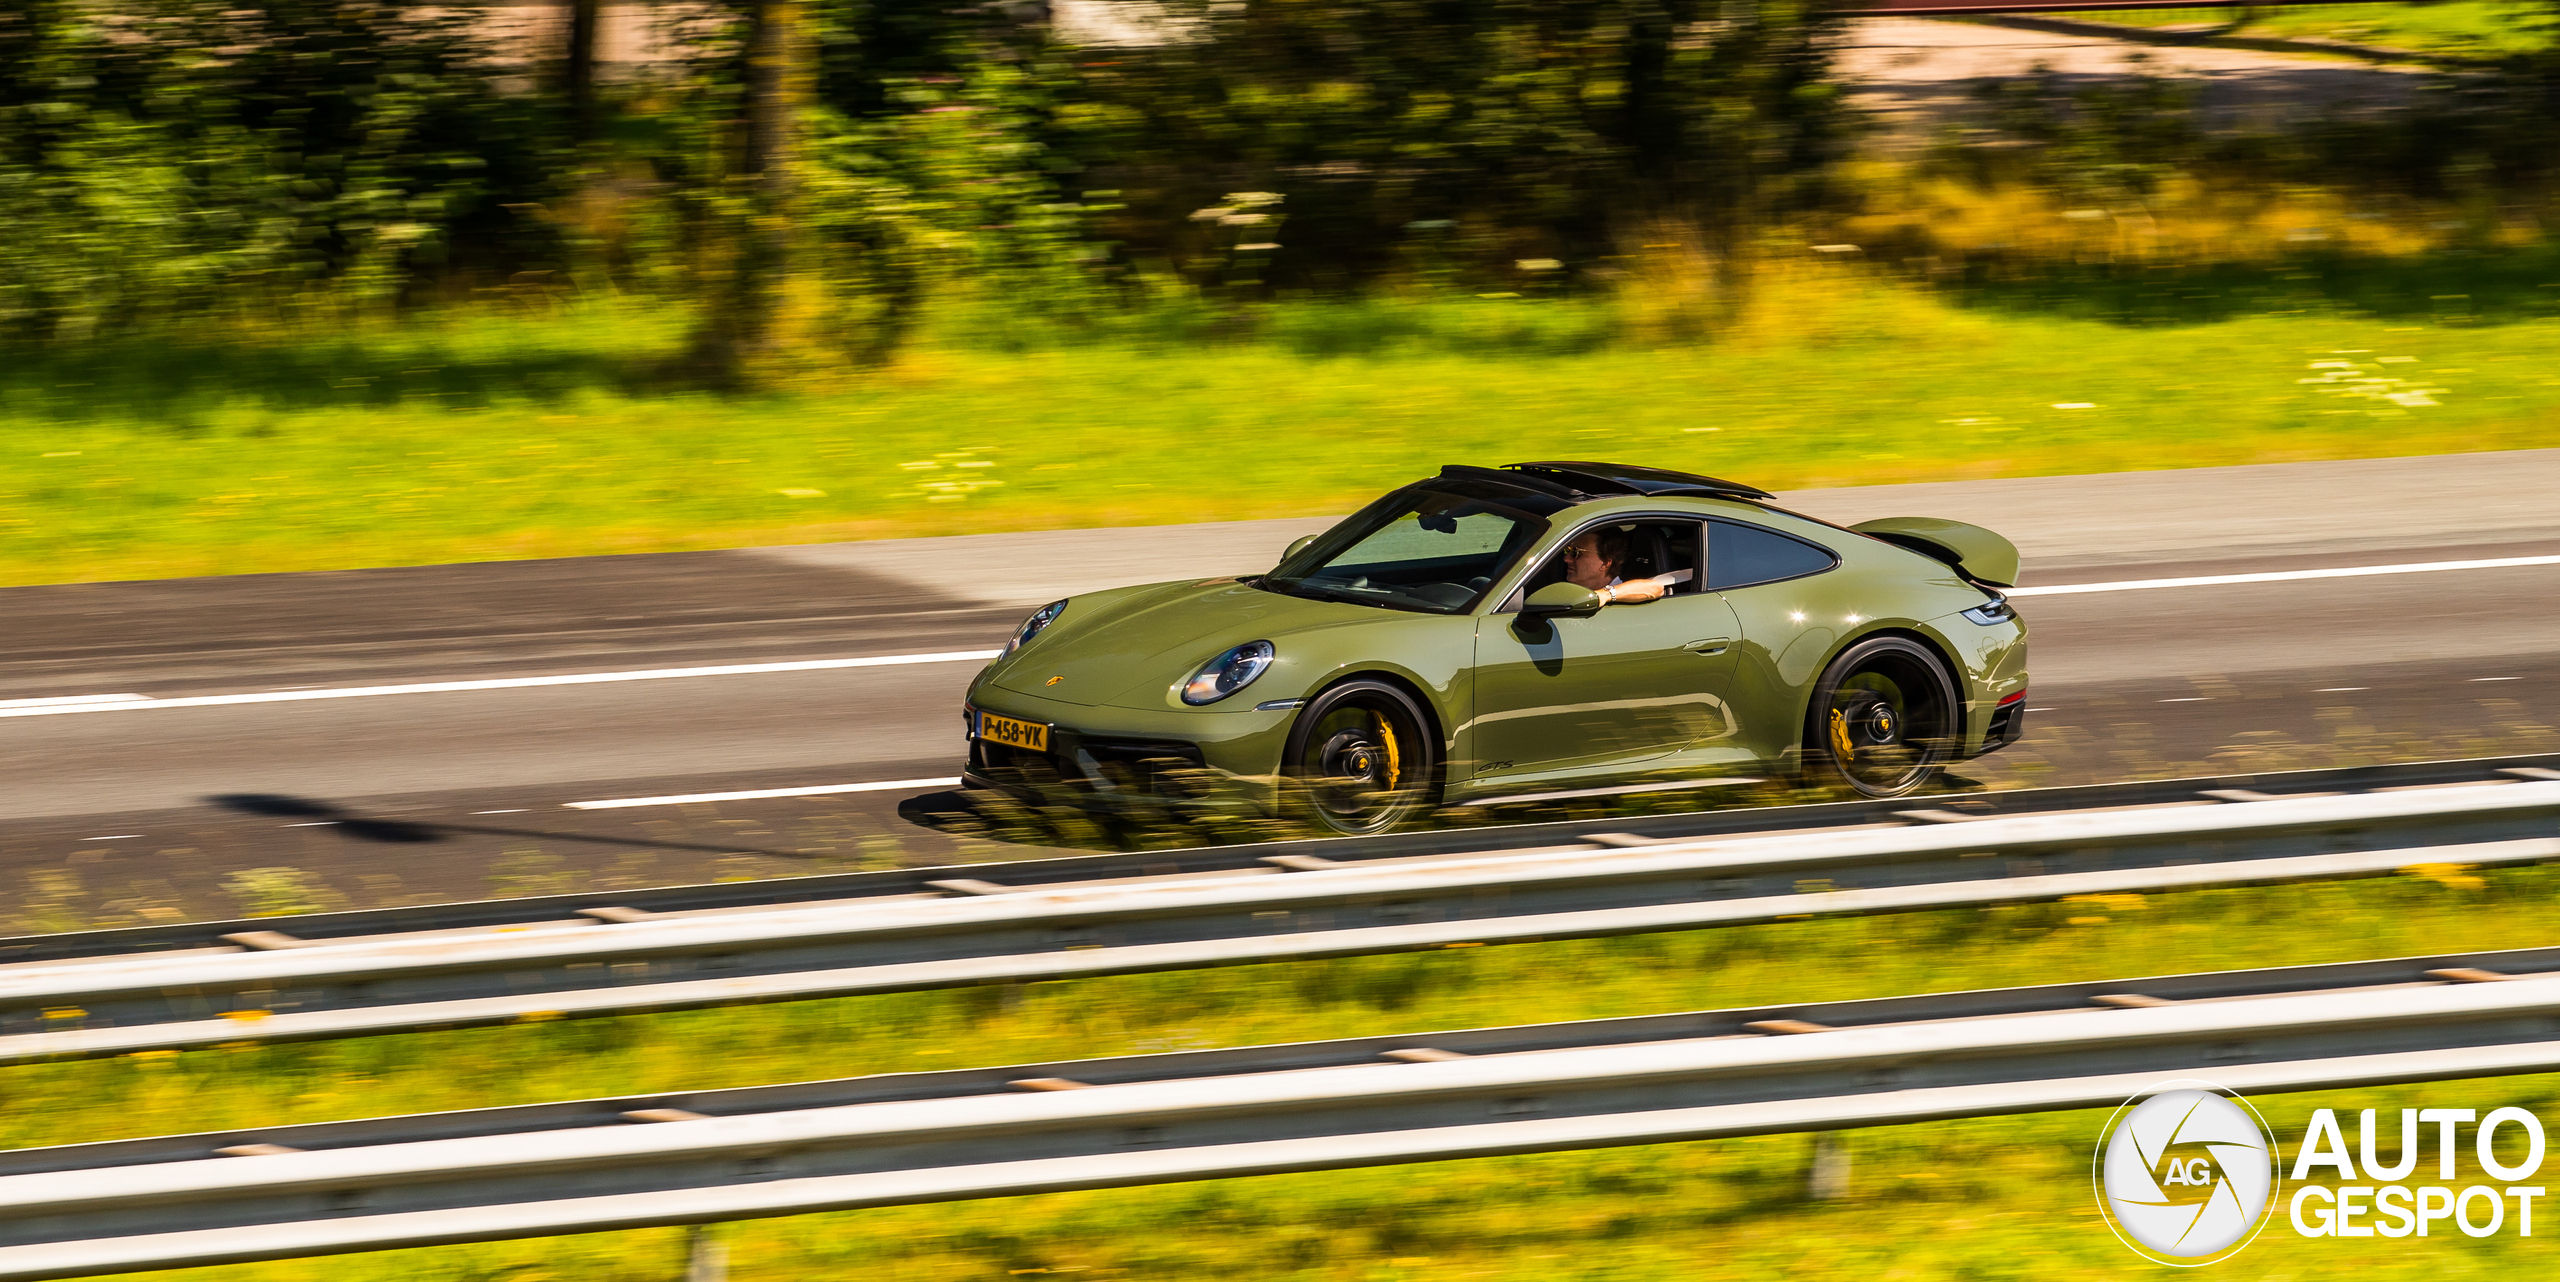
top-left (8, 265), bottom-right (2560, 585)
top-left (24, 861), bottom-right (2560, 1280)
top-left (2070, 1), bottom-right (2555, 58)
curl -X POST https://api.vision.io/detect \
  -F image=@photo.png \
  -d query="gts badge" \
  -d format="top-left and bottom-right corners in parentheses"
top-left (1478, 760), bottom-right (1514, 773)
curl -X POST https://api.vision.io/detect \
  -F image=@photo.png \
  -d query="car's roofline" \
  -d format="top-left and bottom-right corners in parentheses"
top-left (1532, 491), bottom-right (1772, 522)
top-left (1543, 490), bottom-right (1885, 541)
top-left (1499, 460), bottom-right (1775, 502)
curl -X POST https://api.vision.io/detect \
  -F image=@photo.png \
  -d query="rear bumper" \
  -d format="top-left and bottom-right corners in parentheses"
top-left (1972, 694), bottom-right (2028, 758)
top-left (1926, 604), bottom-right (2026, 761)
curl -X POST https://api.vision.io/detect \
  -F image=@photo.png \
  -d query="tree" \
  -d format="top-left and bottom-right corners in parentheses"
top-left (564, 0), bottom-right (601, 138)
top-left (688, 0), bottom-right (813, 385)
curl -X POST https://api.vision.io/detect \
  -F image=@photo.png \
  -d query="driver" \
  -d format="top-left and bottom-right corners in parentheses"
top-left (1558, 527), bottom-right (1691, 606)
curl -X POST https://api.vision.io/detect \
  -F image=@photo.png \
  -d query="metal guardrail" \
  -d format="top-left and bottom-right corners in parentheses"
top-left (5, 766), bottom-right (2557, 1064)
top-left (12, 944), bottom-right (2560, 1278)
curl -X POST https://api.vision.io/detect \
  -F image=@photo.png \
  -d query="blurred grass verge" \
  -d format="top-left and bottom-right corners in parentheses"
top-left (7, 250), bottom-right (2560, 587)
top-left (21, 855), bottom-right (2560, 1280)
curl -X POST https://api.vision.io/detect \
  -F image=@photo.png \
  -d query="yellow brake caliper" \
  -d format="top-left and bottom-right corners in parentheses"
top-left (1373, 711), bottom-right (1402, 790)
top-left (1828, 706), bottom-right (1855, 762)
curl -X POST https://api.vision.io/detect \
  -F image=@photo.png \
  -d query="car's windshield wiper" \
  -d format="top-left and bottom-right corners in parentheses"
top-left (1259, 578), bottom-right (1446, 614)
top-left (1264, 580), bottom-right (1433, 609)
top-left (1258, 578), bottom-right (1368, 606)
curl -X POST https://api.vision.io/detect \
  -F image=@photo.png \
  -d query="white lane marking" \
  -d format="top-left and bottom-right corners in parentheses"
top-left (2010, 553), bottom-right (2560, 598)
top-left (2317, 687), bottom-right (2368, 692)
top-left (566, 778), bottom-right (963, 810)
top-left (0, 693), bottom-right (151, 709)
top-left (284, 821), bottom-right (337, 827)
top-left (2474, 676), bottom-right (2522, 682)
top-left (81, 835), bottom-right (140, 841)
top-left (471, 809), bottom-right (528, 815)
top-left (2159, 697), bottom-right (2208, 703)
top-left (0, 651), bottom-right (1002, 719)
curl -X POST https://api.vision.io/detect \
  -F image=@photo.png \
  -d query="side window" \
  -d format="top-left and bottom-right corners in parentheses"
top-left (1707, 519), bottom-right (1837, 590)
top-left (1522, 519), bottom-right (1701, 598)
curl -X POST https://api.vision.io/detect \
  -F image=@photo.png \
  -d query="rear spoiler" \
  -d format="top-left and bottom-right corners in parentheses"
top-left (1849, 517), bottom-right (2020, 589)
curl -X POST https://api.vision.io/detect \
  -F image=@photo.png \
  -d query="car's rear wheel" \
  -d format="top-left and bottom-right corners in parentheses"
top-left (1804, 637), bottom-right (1960, 798)
top-left (1283, 679), bottom-right (1437, 836)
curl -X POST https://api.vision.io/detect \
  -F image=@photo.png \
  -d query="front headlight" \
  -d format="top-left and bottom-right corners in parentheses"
top-left (1007, 599), bottom-right (1069, 655)
top-left (1181, 640), bottom-right (1275, 706)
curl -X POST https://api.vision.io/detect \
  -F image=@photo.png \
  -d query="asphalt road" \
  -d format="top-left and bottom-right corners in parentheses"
top-left (4, 449), bottom-right (2556, 925)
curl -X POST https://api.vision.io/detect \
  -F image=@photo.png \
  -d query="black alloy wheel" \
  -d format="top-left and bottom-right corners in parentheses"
top-left (1283, 679), bottom-right (1438, 836)
top-left (1804, 636), bottom-right (1961, 798)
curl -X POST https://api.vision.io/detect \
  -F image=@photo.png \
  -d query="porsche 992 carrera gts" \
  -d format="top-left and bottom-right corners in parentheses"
top-left (964, 461), bottom-right (2028, 833)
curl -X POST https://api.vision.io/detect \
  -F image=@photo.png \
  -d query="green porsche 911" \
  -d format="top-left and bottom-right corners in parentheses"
top-left (963, 461), bottom-right (2028, 834)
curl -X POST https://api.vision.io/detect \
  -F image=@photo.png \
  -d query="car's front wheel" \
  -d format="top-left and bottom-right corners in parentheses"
top-left (1804, 637), bottom-right (1961, 798)
top-left (1283, 679), bottom-right (1438, 836)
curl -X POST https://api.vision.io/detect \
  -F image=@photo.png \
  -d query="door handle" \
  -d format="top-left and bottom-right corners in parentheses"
top-left (1683, 638), bottom-right (1732, 655)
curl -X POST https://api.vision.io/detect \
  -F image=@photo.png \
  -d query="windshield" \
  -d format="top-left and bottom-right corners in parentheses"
top-left (1260, 487), bottom-right (1550, 614)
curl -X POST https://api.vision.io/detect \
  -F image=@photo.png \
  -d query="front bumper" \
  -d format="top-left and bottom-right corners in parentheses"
top-left (961, 686), bottom-right (1303, 814)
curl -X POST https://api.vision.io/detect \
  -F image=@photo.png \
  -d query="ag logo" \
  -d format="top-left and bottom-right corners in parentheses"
top-left (2095, 1082), bottom-right (2278, 1265)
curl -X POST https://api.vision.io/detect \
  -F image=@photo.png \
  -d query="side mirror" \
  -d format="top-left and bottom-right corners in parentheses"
top-left (1281, 534), bottom-right (1318, 566)
top-left (1523, 582), bottom-right (1603, 617)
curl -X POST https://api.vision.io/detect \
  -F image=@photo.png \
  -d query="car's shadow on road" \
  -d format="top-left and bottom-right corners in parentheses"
top-left (888, 769), bottom-right (1997, 854)
top-left (893, 786), bottom-right (1165, 853)
top-left (204, 759), bottom-right (1997, 874)
top-left (206, 792), bottom-right (843, 863)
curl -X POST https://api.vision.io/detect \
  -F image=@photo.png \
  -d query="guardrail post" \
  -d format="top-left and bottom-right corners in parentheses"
top-left (1808, 1131), bottom-right (1850, 1201)
top-left (686, 1224), bottom-right (727, 1282)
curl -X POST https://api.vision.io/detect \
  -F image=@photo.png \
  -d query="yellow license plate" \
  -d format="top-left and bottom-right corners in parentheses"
top-left (979, 712), bottom-right (1049, 753)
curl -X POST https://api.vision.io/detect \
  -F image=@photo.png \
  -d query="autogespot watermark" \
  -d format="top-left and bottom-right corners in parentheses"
top-left (2092, 1080), bottom-right (2550, 1265)
top-left (2095, 1081), bottom-right (2279, 1265)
